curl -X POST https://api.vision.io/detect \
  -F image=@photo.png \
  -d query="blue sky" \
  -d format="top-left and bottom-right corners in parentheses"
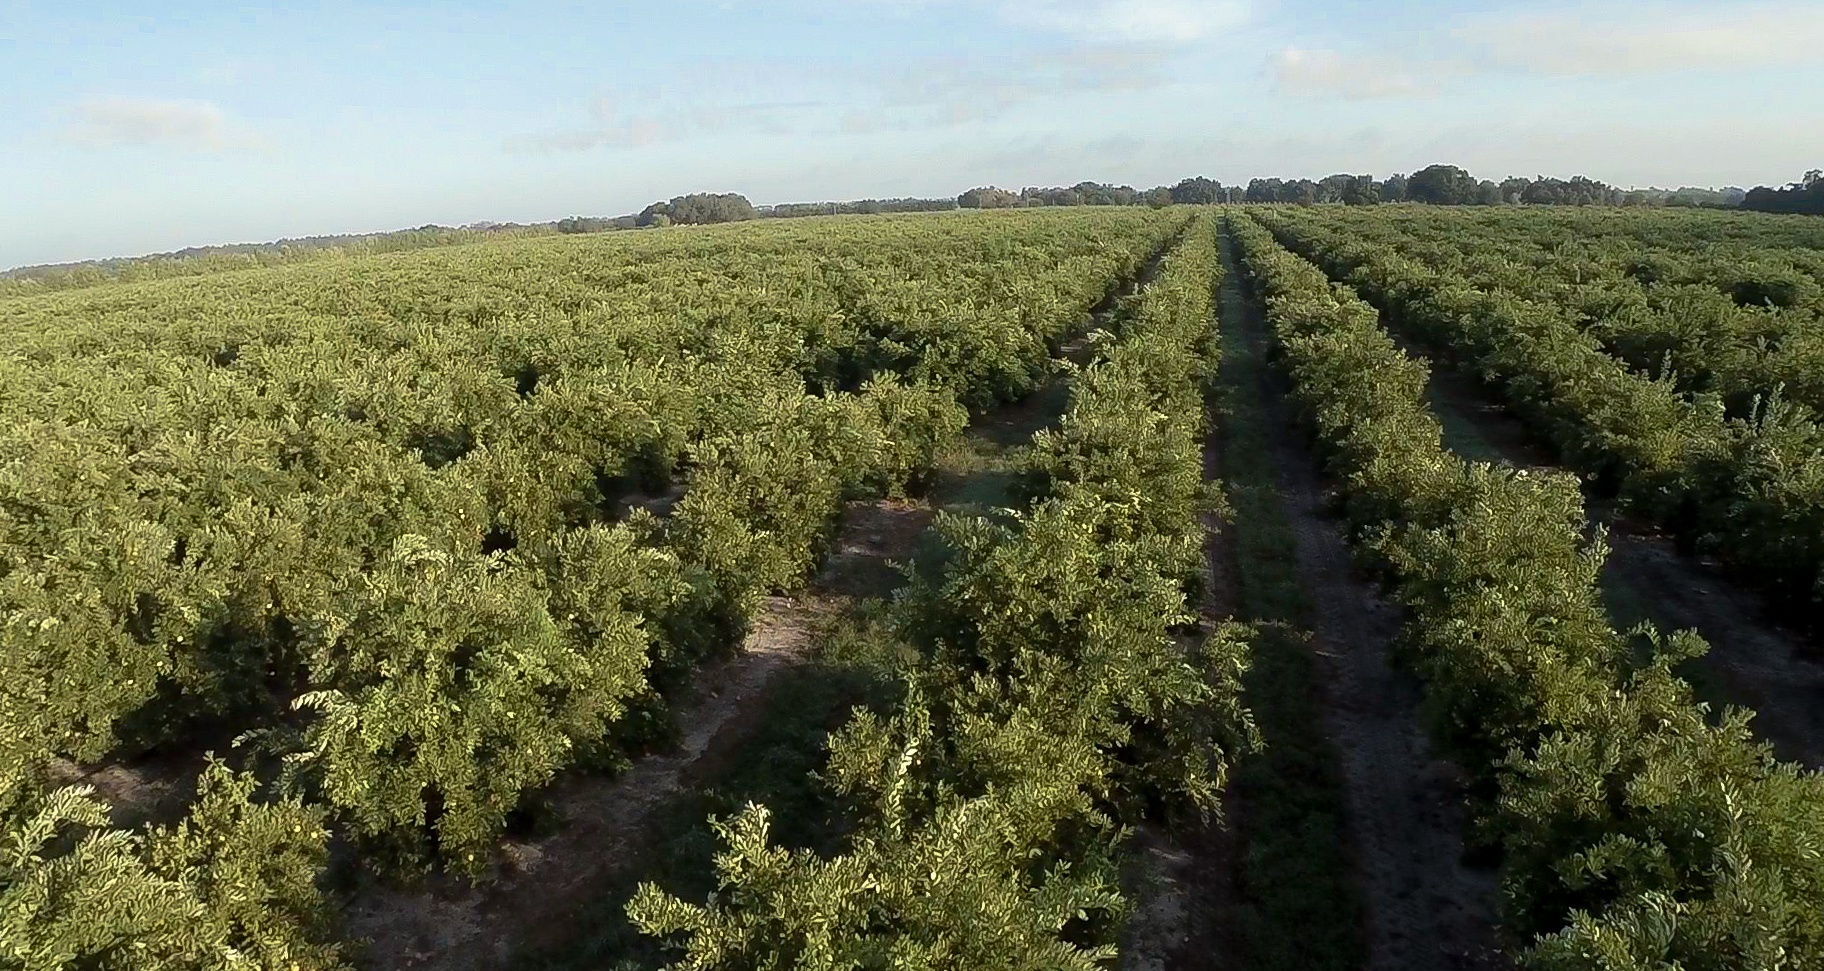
top-left (4, 0), bottom-right (1822, 268)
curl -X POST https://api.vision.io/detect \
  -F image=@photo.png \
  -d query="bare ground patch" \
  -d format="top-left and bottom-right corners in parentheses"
top-left (1602, 523), bottom-right (1824, 767)
top-left (47, 750), bottom-right (208, 829)
top-left (1124, 234), bottom-right (1506, 971)
top-left (1120, 825), bottom-right (1213, 971)
top-left (809, 498), bottom-right (933, 600)
top-left (1276, 458), bottom-right (1506, 971)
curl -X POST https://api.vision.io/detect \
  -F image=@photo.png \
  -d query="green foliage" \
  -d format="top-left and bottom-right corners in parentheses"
top-left (1, 762), bottom-right (344, 970)
top-left (629, 214), bottom-right (1257, 968)
top-left (1253, 204), bottom-right (1824, 627)
top-left (853, 375), bottom-right (970, 498)
top-left (1741, 168), bottom-right (1824, 215)
top-left (1503, 651), bottom-right (1824, 971)
top-left (638, 193), bottom-right (757, 227)
top-left (1406, 164), bottom-right (1482, 205)
top-left (281, 529), bottom-right (660, 870)
top-left (0, 208), bottom-right (1181, 952)
top-left (629, 795), bottom-right (1123, 971)
top-left (1025, 226), bottom-right (1224, 543)
top-left (1230, 211), bottom-right (1824, 971)
top-left (955, 187), bottom-right (1021, 210)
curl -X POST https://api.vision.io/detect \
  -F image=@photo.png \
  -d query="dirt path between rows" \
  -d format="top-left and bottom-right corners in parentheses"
top-left (344, 500), bottom-right (931, 971)
top-left (1117, 389), bottom-right (1245, 971)
top-left (1221, 233), bottom-right (1507, 971)
top-left (347, 236), bottom-right (1183, 971)
top-left (1409, 345), bottom-right (1824, 770)
top-left (1122, 825), bottom-right (1223, 971)
top-left (1088, 215), bottom-right (1241, 971)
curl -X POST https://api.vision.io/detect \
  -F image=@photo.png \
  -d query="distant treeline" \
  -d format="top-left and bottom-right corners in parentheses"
top-left (760, 197), bottom-right (958, 218)
top-left (959, 167), bottom-right (1757, 210)
top-left (556, 193), bottom-right (957, 233)
top-left (7, 165), bottom-right (1818, 292)
top-left (1742, 170), bottom-right (1824, 215)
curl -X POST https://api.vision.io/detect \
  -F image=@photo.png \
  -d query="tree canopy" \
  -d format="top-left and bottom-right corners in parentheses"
top-left (1406, 164), bottom-right (1481, 205)
top-left (956, 186), bottom-right (1022, 209)
top-left (637, 192), bottom-right (758, 227)
top-left (1741, 170), bottom-right (1824, 215)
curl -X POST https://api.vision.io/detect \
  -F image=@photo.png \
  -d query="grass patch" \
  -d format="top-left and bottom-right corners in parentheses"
top-left (928, 376), bottom-right (1070, 515)
top-left (1424, 387), bottom-right (1507, 464)
top-left (1208, 229), bottom-right (1366, 971)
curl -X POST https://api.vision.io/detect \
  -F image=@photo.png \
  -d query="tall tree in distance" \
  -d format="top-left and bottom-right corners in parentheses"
top-left (1169, 176), bottom-right (1227, 204)
top-left (638, 192), bottom-right (757, 226)
top-left (1317, 174), bottom-right (1379, 205)
top-left (1339, 175), bottom-right (1381, 205)
top-left (1406, 164), bottom-right (1480, 205)
top-left (957, 186), bottom-right (1022, 209)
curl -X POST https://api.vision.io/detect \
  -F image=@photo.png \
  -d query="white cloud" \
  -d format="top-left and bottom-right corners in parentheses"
top-left (62, 97), bottom-right (241, 150)
top-left (509, 96), bottom-right (832, 154)
top-left (879, 46), bottom-right (1170, 116)
top-left (1461, 5), bottom-right (1824, 76)
top-left (1005, 0), bottom-right (1248, 43)
top-left (1265, 2), bottom-right (1824, 102)
top-left (510, 117), bottom-right (668, 153)
top-left (1269, 47), bottom-right (1441, 100)
top-left (515, 44), bottom-right (1176, 153)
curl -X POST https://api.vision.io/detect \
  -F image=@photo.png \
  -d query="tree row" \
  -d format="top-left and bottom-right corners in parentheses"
top-left (1231, 212), bottom-right (1824, 970)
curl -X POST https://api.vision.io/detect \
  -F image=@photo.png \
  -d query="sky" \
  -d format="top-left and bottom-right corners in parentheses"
top-left (3, 0), bottom-right (1823, 269)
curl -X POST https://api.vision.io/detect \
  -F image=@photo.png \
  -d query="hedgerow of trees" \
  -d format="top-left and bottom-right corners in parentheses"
top-left (946, 165), bottom-right (1808, 215)
top-left (1253, 203), bottom-right (1824, 629)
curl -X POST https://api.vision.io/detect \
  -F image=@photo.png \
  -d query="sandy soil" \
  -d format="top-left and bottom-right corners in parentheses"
top-left (47, 750), bottom-right (208, 828)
